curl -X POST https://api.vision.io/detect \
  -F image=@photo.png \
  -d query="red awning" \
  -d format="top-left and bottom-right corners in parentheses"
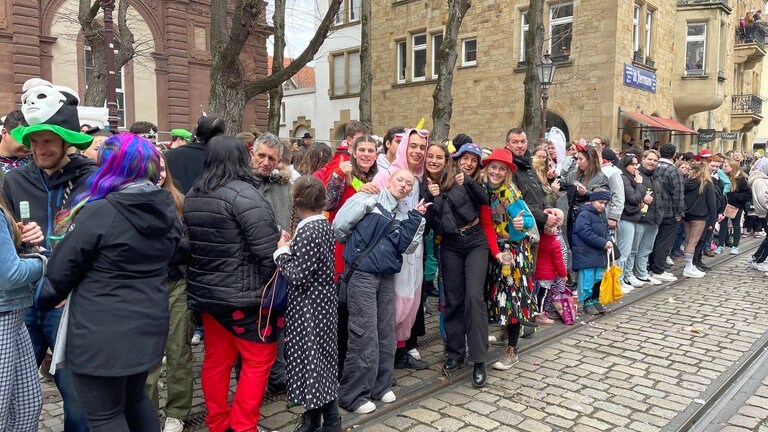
top-left (650, 117), bottom-right (696, 134)
top-left (623, 111), bottom-right (668, 129)
top-left (622, 111), bottom-right (696, 134)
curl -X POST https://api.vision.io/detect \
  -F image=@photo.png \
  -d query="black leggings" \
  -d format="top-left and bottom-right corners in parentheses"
top-left (71, 371), bottom-right (159, 432)
top-left (305, 399), bottom-right (340, 427)
top-left (506, 323), bottom-right (521, 349)
top-left (718, 209), bottom-right (743, 247)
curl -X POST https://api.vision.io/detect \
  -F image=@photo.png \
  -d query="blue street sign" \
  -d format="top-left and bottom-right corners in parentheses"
top-left (623, 63), bottom-right (657, 93)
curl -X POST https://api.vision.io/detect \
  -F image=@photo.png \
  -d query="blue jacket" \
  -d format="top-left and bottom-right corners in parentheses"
top-left (0, 212), bottom-right (45, 312)
top-left (333, 189), bottom-right (425, 275)
top-left (571, 204), bottom-right (610, 271)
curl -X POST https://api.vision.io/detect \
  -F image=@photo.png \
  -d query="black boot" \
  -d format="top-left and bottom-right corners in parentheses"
top-left (394, 348), bottom-right (428, 370)
top-left (693, 243), bottom-right (711, 270)
top-left (294, 411), bottom-right (322, 432)
top-left (318, 418), bottom-right (342, 432)
top-left (472, 362), bottom-right (487, 388)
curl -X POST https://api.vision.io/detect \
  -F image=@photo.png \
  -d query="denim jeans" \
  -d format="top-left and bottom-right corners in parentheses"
top-left (616, 220), bottom-right (637, 279)
top-left (25, 305), bottom-right (90, 432)
top-left (632, 223), bottom-right (659, 278)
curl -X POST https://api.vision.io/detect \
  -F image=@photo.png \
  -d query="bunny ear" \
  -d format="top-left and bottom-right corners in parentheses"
top-left (579, 138), bottom-right (588, 147)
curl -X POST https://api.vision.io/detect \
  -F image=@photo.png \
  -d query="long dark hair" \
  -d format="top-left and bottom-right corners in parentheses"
top-left (297, 142), bottom-right (332, 175)
top-left (193, 136), bottom-right (259, 193)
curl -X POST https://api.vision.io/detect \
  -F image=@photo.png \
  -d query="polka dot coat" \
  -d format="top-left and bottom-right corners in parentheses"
top-left (275, 216), bottom-right (338, 409)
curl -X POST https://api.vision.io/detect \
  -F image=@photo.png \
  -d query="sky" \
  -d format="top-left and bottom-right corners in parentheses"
top-left (266, 0), bottom-right (321, 61)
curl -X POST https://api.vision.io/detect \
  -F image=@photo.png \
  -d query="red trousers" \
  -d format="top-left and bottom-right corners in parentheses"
top-left (201, 314), bottom-right (277, 432)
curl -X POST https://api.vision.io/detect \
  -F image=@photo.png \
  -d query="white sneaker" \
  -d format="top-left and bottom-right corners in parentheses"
top-left (627, 275), bottom-right (645, 287)
top-left (355, 401), bottom-right (377, 414)
top-left (163, 417), bottom-right (184, 432)
top-left (751, 260), bottom-right (768, 272)
top-left (380, 391), bottom-right (396, 403)
top-left (683, 267), bottom-right (705, 278)
top-left (666, 256), bottom-right (674, 266)
top-left (652, 272), bottom-right (677, 282)
top-left (191, 332), bottom-right (202, 345)
top-left (620, 282), bottom-right (634, 293)
top-left (638, 275), bottom-right (662, 285)
top-left (407, 348), bottom-right (421, 360)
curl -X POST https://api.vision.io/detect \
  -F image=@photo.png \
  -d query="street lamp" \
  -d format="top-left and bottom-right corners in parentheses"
top-left (101, 0), bottom-right (119, 132)
top-left (537, 53), bottom-right (556, 138)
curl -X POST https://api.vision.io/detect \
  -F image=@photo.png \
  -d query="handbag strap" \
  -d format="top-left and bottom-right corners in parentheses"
top-left (258, 268), bottom-right (280, 341)
top-left (342, 203), bottom-right (397, 283)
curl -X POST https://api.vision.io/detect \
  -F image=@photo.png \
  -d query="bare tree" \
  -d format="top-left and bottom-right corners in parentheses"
top-left (431, 0), bottom-right (471, 141)
top-left (358, 0), bottom-right (372, 126)
top-left (267, 0), bottom-right (286, 134)
top-left (209, 0), bottom-right (343, 134)
top-left (521, 0), bottom-right (544, 144)
top-left (78, 0), bottom-right (135, 107)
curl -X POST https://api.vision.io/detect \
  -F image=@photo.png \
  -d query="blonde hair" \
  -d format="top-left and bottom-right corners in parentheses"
top-left (689, 162), bottom-right (712, 193)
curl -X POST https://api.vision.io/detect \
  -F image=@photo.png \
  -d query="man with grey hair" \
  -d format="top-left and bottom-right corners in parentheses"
top-left (250, 132), bottom-right (292, 394)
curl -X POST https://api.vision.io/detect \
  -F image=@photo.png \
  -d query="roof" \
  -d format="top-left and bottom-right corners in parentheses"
top-left (622, 111), bottom-right (696, 134)
top-left (267, 56), bottom-right (315, 89)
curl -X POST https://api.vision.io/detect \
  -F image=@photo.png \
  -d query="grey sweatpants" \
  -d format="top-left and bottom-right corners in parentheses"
top-left (338, 271), bottom-right (395, 412)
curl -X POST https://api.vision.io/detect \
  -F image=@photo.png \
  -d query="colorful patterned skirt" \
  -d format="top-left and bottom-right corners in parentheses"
top-left (485, 237), bottom-right (536, 326)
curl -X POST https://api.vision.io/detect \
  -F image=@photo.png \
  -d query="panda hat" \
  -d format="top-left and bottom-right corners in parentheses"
top-left (11, 78), bottom-right (93, 150)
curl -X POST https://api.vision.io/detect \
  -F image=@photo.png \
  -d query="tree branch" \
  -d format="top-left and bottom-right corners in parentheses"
top-left (244, 0), bottom-right (342, 98)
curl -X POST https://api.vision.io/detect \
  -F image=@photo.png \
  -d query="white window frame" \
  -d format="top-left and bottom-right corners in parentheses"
top-left (633, 4), bottom-right (640, 52)
top-left (279, 103), bottom-right (286, 126)
top-left (431, 33), bottom-right (443, 79)
top-left (330, 50), bottom-right (360, 96)
top-left (335, 0), bottom-right (346, 25)
top-left (520, 10), bottom-right (528, 62)
top-left (461, 38), bottom-right (477, 67)
top-left (84, 45), bottom-right (126, 128)
top-left (645, 10), bottom-right (653, 57)
top-left (548, 2), bottom-right (573, 57)
top-left (685, 22), bottom-right (707, 75)
top-left (348, 0), bottom-right (359, 22)
top-left (396, 40), bottom-right (406, 83)
top-left (411, 33), bottom-right (427, 81)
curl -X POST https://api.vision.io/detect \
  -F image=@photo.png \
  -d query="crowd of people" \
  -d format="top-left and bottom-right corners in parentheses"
top-left (2, 77), bottom-right (768, 432)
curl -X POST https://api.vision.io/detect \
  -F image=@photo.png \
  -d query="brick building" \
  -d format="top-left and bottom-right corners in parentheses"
top-left (0, 0), bottom-right (268, 133)
top-left (370, 0), bottom-right (766, 152)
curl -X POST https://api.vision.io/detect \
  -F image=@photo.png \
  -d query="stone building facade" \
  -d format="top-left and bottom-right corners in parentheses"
top-left (370, 0), bottom-right (766, 152)
top-left (0, 0), bottom-right (268, 134)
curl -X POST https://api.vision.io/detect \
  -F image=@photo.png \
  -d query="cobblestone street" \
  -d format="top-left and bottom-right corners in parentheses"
top-left (37, 239), bottom-right (768, 431)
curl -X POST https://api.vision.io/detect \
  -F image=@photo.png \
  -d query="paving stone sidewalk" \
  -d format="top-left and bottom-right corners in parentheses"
top-left (38, 240), bottom-right (768, 431)
top-left (352, 252), bottom-right (768, 431)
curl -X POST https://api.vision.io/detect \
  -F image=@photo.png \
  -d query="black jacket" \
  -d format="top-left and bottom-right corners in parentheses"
top-left (638, 166), bottom-right (663, 225)
top-left (38, 185), bottom-right (181, 376)
top-left (165, 142), bottom-right (205, 194)
top-left (621, 173), bottom-right (647, 223)
top-left (684, 179), bottom-right (717, 227)
top-left (2, 155), bottom-right (97, 249)
top-left (511, 150), bottom-right (550, 232)
top-left (183, 180), bottom-right (279, 313)
top-left (727, 176), bottom-right (751, 209)
top-left (429, 174), bottom-right (488, 235)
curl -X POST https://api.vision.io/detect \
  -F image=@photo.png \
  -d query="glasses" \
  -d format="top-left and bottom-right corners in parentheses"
top-left (508, 139), bottom-right (528, 145)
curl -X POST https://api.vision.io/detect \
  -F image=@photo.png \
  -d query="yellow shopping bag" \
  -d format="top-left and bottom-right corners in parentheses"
top-left (599, 248), bottom-right (623, 305)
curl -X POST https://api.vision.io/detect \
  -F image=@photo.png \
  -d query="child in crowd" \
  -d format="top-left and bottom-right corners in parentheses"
top-left (332, 168), bottom-right (427, 414)
top-left (534, 208), bottom-right (567, 322)
top-left (274, 176), bottom-right (341, 432)
top-left (571, 190), bottom-right (613, 316)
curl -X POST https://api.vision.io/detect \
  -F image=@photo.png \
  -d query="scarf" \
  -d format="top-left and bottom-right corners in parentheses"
top-left (486, 182), bottom-right (523, 239)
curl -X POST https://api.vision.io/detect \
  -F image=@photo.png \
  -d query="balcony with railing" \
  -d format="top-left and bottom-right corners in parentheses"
top-left (735, 25), bottom-right (766, 69)
top-left (731, 94), bottom-right (763, 132)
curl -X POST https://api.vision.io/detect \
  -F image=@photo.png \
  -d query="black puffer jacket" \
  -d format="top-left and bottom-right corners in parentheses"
top-left (621, 173), bottom-right (646, 223)
top-left (183, 180), bottom-right (279, 313)
top-left (430, 173), bottom-right (488, 235)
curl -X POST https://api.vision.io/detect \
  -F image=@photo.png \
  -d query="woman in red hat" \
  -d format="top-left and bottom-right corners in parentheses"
top-left (478, 148), bottom-right (536, 371)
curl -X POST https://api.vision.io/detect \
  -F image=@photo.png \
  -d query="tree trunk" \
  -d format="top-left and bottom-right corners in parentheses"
top-left (358, 0), bottom-right (372, 126)
top-left (209, 0), bottom-right (342, 134)
top-left (79, 0), bottom-right (134, 108)
top-left (267, 0), bottom-right (286, 135)
top-left (431, 0), bottom-right (471, 141)
top-left (521, 0), bottom-right (544, 146)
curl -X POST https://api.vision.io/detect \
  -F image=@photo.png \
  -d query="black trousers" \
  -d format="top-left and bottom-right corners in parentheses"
top-left (440, 229), bottom-right (489, 364)
top-left (718, 209), bottom-right (743, 248)
top-left (71, 371), bottom-right (159, 432)
top-left (650, 217), bottom-right (679, 274)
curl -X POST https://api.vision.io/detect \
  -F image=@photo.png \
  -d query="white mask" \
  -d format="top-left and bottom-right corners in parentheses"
top-left (21, 85), bottom-right (66, 125)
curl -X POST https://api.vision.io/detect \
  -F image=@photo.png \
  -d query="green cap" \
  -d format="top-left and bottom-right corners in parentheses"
top-left (170, 129), bottom-right (192, 140)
